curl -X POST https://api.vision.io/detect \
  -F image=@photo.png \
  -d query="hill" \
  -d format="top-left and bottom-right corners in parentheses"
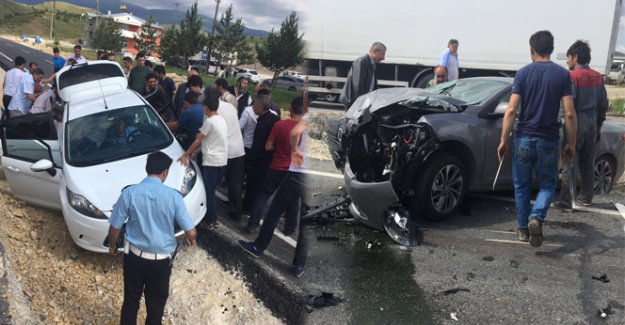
top-left (14, 0), bottom-right (270, 37)
top-left (0, 0), bottom-right (85, 42)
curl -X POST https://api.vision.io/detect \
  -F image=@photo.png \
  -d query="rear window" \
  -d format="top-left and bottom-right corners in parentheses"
top-left (59, 64), bottom-right (124, 90)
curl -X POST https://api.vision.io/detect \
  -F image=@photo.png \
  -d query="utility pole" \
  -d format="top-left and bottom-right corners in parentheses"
top-left (205, 0), bottom-right (220, 74)
top-left (49, 0), bottom-right (56, 40)
top-left (173, 1), bottom-right (180, 22)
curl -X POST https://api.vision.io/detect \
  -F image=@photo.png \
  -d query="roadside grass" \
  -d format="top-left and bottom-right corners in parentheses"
top-left (609, 98), bottom-right (625, 115)
top-left (0, 5), bottom-right (84, 43)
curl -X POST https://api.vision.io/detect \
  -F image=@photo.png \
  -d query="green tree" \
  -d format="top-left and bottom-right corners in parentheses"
top-left (91, 19), bottom-right (124, 53)
top-left (256, 12), bottom-right (305, 86)
top-left (177, 1), bottom-right (206, 67)
top-left (212, 5), bottom-right (252, 68)
top-left (133, 16), bottom-right (159, 56)
top-left (159, 25), bottom-right (179, 66)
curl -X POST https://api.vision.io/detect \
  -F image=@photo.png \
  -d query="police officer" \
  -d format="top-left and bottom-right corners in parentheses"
top-left (107, 151), bottom-right (197, 324)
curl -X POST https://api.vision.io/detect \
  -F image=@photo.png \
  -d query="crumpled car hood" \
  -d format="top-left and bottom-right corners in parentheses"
top-left (345, 88), bottom-right (467, 119)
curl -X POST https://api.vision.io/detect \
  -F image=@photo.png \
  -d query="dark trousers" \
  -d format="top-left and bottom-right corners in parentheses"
top-left (226, 155), bottom-right (245, 220)
top-left (2, 95), bottom-right (11, 110)
top-left (203, 165), bottom-right (224, 224)
top-left (255, 172), bottom-right (309, 267)
top-left (248, 169), bottom-right (298, 232)
top-left (121, 252), bottom-right (171, 325)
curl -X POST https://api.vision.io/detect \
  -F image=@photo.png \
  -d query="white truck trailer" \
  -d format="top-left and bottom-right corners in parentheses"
top-left (302, 0), bottom-right (622, 100)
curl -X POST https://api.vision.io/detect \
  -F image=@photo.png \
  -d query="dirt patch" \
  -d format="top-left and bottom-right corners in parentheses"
top-left (0, 180), bottom-right (283, 324)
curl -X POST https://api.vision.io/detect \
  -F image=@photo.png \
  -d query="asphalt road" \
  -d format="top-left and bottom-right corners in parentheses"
top-left (0, 38), bottom-right (54, 74)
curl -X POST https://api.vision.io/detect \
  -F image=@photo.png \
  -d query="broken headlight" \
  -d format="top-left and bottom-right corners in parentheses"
top-left (67, 187), bottom-right (106, 219)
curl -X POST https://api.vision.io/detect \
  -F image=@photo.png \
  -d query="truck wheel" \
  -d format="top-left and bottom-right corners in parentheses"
top-left (594, 154), bottom-right (615, 194)
top-left (413, 152), bottom-right (466, 221)
top-left (415, 72), bottom-right (435, 88)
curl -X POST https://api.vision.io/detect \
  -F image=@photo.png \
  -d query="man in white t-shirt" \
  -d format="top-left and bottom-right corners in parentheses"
top-left (2, 56), bottom-right (28, 111)
top-left (7, 68), bottom-right (45, 117)
top-left (215, 87), bottom-right (246, 222)
top-left (239, 109), bottom-right (311, 278)
top-left (64, 44), bottom-right (88, 66)
top-left (178, 87), bottom-right (228, 227)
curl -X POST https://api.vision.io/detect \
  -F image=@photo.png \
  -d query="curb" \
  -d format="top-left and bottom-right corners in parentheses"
top-left (197, 224), bottom-right (310, 325)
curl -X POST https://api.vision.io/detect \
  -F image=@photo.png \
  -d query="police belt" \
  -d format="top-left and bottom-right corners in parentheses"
top-left (129, 244), bottom-right (171, 260)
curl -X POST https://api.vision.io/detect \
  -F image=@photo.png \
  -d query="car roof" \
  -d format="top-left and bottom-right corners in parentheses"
top-left (56, 60), bottom-right (127, 103)
top-left (65, 89), bottom-right (146, 121)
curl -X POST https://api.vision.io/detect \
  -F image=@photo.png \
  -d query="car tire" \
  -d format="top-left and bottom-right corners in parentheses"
top-left (415, 72), bottom-right (435, 89)
top-left (414, 152), bottom-right (466, 221)
top-left (594, 154), bottom-right (615, 194)
top-left (324, 93), bottom-right (338, 102)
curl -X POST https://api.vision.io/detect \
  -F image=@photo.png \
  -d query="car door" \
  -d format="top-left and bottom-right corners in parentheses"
top-left (0, 113), bottom-right (63, 210)
top-left (481, 92), bottom-right (516, 188)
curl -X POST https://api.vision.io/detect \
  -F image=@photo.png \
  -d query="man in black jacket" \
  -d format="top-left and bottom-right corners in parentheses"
top-left (339, 42), bottom-right (386, 110)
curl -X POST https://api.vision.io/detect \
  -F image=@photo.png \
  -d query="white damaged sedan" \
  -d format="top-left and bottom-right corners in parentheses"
top-left (0, 61), bottom-right (206, 253)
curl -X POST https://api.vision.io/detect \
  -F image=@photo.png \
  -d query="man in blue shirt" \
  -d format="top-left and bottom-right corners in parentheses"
top-left (439, 39), bottom-right (459, 80)
top-left (498, 30), bottom-right (576, 247)
top-left (166, 92), bottom-right (204, 149)
top-left (52, 47), bottom-right (65, 72)
top-left (107, 151), bottom-right (197, 324)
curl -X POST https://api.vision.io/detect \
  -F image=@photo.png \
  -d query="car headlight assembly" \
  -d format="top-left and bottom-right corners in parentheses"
top-left (66, 187), bottom-right (106, 219)
top-left (180, 163), bottom-right (197, 196)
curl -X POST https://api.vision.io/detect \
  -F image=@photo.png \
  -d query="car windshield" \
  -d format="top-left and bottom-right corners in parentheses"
top-left (428, 79), bottom-right (510, 105)
top-left (250, 70), bottom-right (258, 75)
top-left (66, 105), bottom-right (173, 167)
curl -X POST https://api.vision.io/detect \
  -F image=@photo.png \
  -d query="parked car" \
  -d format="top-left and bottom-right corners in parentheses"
top-left (327, 77), bottom-right (625, 245)
top-left (271, 76), bottom-right (305, 92)
top-left (235, 68), bottom-right (260, 84)
top-left (0, 61), bottom-right (207, 253)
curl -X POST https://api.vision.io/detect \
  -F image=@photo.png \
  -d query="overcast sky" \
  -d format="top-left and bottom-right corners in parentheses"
top-left (121, 0), bottom-right (308, 30)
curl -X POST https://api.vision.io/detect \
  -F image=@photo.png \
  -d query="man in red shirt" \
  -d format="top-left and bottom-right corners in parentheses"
top-left (245, 96), bottom-right (304, 234)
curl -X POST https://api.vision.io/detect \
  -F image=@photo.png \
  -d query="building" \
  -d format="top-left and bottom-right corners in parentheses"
top-left (85, 11), bottom-right (163, 57)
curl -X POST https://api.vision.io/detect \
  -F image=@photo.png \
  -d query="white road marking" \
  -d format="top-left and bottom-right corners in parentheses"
top-left (215, 191), bottom-right (297, 247)
top-left (0, 51), bottom-right (12, 62)
top-left (615, 203), bottom-right (625, 232)
top-left (5, 43), bottom-right (13, 47)
top-left (484, 238), bottom-right (563, 247)
top-left (468, 193), bottom-right (621, 216)
top-left (20, 49), bottom-right (29, 54)
top-left (303, 169), bottom-right (343, 179)
top-left (45, 60), bottom-right (52, 64)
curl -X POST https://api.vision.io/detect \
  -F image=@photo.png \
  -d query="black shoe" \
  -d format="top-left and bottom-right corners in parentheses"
top-left (290, 265), bottom-right (305, 278)
top-left (239, 240), bottom-right (262, 258)
top-left (517, 228), bottom-right (529, 242)
top-left (528, 219), bottom-right (543, 248)
top-left (552, 201), bottom-right (572, 212)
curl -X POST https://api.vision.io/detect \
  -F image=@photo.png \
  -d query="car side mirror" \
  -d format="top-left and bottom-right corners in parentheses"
top-left (493, 103), bottom-right (508, 115)
top-left (31, 159), bottom-right (56, 176)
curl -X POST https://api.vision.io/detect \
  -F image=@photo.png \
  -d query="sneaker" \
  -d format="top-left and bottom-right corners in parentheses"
top-left (528, 219), bottom-right (543, 248)
top-left (517, 228), bottom-right (529, 242)
top-left (552, 201), bottom-right (572, 212)
top-left (576, 199), bottom-right (591, 207)
top-left (290, 265), bottom-right (305, 278)
top-left (239, 240), bottom-right (262, 258)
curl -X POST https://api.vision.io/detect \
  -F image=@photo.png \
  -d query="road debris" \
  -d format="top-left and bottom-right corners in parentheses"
top-left (440, 287), bottom-right (471, 296)
top-left (597, 304), bottom-right (612, 319)
top-left (450, 312), bottom-right (459, 321)
top-left (307, 291), bottom-right (344, 309)
top-left (591, 274), bottom-right (610, 283)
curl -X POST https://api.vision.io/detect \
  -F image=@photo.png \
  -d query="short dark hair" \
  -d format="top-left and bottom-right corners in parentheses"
top-left (123, 57), bottom-right (132, 64)
top-left (189, 66), bottom-right (200, 73)
top-left (291, 96), bottom-right (304, 115)
top-left (529, 30), bottom-right (554, 57)
top-left (184, 91), bottom-right (198, 104)
top-left (53, 47), bottom-right (60, 53)
top-left (566, 40), bottom-right (591, 65)
top-left (254, 93), bottom-right (271, 111)
top-left (215, 78), bottom-right (229, 89)
top-left (73, 44), bottom-right (81, 50)
top-left (14, 56), bottom-right (26, 66)
top-left (202, 86), bottom-right (220, 112)
top-left (29, 62), bottom-right (38, 69)
top-left (145, 60), bottom-right (153, 68)
top-left (31, 68), bottom-right (44, 76)
top-left (448, 39), bottom-right (459, 46)
top-left (188, 75), bottom-right (203, 88)
top-left (145, 151), bottom-right (172, 175)
top-left (237, 76), bottom-right (248, 86)
top-left (145, 72), bottom-right (157, 81)
top-left (136, 51), bottom-right (146, 60)
top-left (154, 65), bottom-right (166, 75)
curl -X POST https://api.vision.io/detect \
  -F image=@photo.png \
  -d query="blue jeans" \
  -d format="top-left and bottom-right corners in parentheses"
top-left (202, 166), bottom-right (224, 224)
top-left (512, 136), bottom-right (559, 229)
